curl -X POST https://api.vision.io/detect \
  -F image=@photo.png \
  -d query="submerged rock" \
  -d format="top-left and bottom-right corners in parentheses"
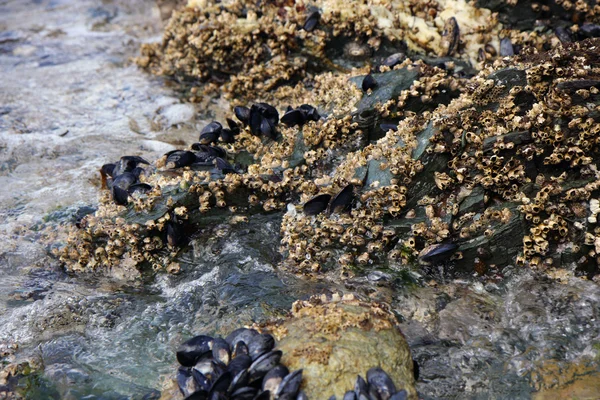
top-left (264, 294), bottom-right (416, 399)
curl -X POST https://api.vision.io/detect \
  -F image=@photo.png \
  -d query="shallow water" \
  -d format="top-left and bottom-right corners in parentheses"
top-left (1, 0), bottom-right (599, 399)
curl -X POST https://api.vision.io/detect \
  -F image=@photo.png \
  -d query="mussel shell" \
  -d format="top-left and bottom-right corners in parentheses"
top-left (247, 333), bottom-right (275, 360)
top-left (281, 109), bottom-right (306, 127)
top-left (232, 341), bottom-right (249, 358)
top-left (296, 392), bottom-right (309, 400)
top-left (215, 157), bottom-right (236, 174)
top-left (260, 117), bottom-right (277, 139)
top-left (112, 171), bottom-right (136, 191)
top-left (226, 328), bottom-right (259, 348)
top-left (212, 338), bottom-right (231, 365)
top-left (177, 335), bottom-right (214, 367)
top-left (227, 354), bottom-right (252, 376)
top-left (355, 375), bottom-right (368, 395)
top-left (499, 38), bottom-right (514, 57)
top-left (112, 185), bottom-right (130, 206)
top-left (303, 194), bottom-right (331, 216)
top-left (555, 27), bottom-right (573, 44)
top-left (275, 369), bottom-right (303, 399)
top-left (389, 390), bottom-right (408, 400)
top-left (303, 10), bottom-right (320, 32)
top-left (209, 371), bottom-right (232, 395)
top-left (184, 391), bottom-right (209, 400)
top-left (418, 243), bottom-right (458, 264)
top-left (253, 391), bottom-right (271, 400)
top-left (113, 155), bottom-right (149, 176)
top-left (579, 23), bottom-right (600, 38)
top-left (361, 74), bottom-right (377, 92)
top-left (379, 123), bottom-right (398, 133)
top-left (228, 369), bottom-right (250, 394)
top-left (199, 131), bottom-right (220, 145)
top-left (191, 369), bottom-right (211, 392)
top-left (249, 108), bottom-right (263, 136)
top-left (226, 117), bottom-right (240, 132)
top-left (299, 104), bottom-right (320, 121)
top-left (177, 367), bottom-right (199, 397)
top-left (201, 121), bottom-right (223, 136)
top-left (167, 150), bottom-right (197, 168)
top-left (248, 350), bottom-right (283, 382)
top-left (367, 367), bottom-right (396, 400)
top-left (343, 391), bottom-right (357, 400)
top-left (234, 106), bottom-right (250, 125)
top-left (208, 146), bottom-right (227, 158)
top-left (329, 184), bottom-right (354, 214)
top-left (262, 365), bottom-right (289, 393)
top-left (441, 17), bottom-right (459, 56)
top-left (230, 386), bottom-right (257, 400)
top-left (254, 102), bottom-right (279, 125)
top-left (101, 163), bottom-right (116, 178)
top-left (166, 218), bottom-right (185, 247)
top-left (220, 129), bottom-right (236, 144)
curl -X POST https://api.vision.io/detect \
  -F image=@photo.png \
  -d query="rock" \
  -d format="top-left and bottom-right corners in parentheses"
top-left (265, 294), bottom-right (417, 399)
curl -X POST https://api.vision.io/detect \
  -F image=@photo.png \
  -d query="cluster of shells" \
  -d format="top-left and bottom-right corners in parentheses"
top-left (56, 0), bottom-right (600, 281)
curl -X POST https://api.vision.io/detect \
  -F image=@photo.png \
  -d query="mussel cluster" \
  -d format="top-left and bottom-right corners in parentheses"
top-left (337, 369), bottom-right (408, 400)
top-left (100, 156), bottom-right (152, 205)
top-left (234, 103), bottom-right (280, 140)
top-left (176, 328), bottom-right (305, 400)
top-left (303, 184), bottom-right (354, 216)
top-left (176, 328), bottom-right (410, 400)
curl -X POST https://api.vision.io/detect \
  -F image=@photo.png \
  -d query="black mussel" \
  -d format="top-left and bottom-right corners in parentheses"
top-left (209, 371), bottom-right (232, 395)
top-left (248, 350), bottom-right (283, 382)
top-left (167, 150), bottom-right (197, 169)
top-left (355, 375), bottom-right (368, 395)
top-left (112, 186), bottom-right (130, 206)
top-left (101, 163), bottom-right (116, 178)
top-left (303, 194), bottom-right (332, 216)
top-left (253, 391), bottom-right (271, 400)
top-left (329, 184), bottom-right (354, 214)
top-left (555, 27), bottom-right (573, 44)
top-left (166, 216), bottom-right (185, 247)
top-left (328, 396), bottom-right (336, 400)
top-left (191, 369), bottom-right (211, 392)
top-left (233, 341), bottom-right (249, 359)
top-left (389, 390), bottom-right (408, 400)
top-left (229, 369), bottom-right (250, 394)
top-left (184, 391), bottom-right (209, 400)
top-left (226, 118), bottom-right (240, 134)
top-left (441, 17), bottom-right (459, 56)
top-left (381, 53), bottom-right (405, 68)
top-left (215, 157), bottom-right (237, 174)
top-left (111, 172), bottom-right (138, 205)
top-left (212, 338), bottom-right (231, 365)
top-left (194, 358), bottom-right (223, 379)
top-left (362, 74), bottom-right (377, 92)
top-left (281, 108), bottom-right (306, 127)
top-left (247, 333), bottom-right (275, 361)
top-left (499, 38), bottom-right (514, 56)
top-left (177, 367), bottom-right (200, 397)
top-left (418, 242), bottom-right (458, 264)
top-left (357, 393), bottom-right (369, 400)
top-left (253, 103), bottom-right (279, 126)
top-left (234, 106), bottom-right (251, 126)
top-left (226, 328), bottom-right (259, 348)
top-left (298, 104), bottom-right (320, 121)
top-left (206, 146), bottom-right (227, 159)
top-left (367, 367), bottom-right (396, 400)
top-left (230, 386), bottom-right (256, 400)
top-left (343, 391), bottom-right (357, 400)
top-left (260, 117), bottom-right (277, 139)
top-left (220, 129), bottom-right (236, 144)
top-left (128, 183), bottom-right (152, 195)
top-left (303, 10), bottom-right (320, 32)
top-left (113, 155), bottom-right (149, 177)
top-left (227, 354), bottom-right (252, 376)
top-left (262, 365), bottom-right (289, 393)
top-left (249, 110), bottom-right (262, 136)
top-left (579, 23), bottom-right (600, 38)
top-left (192, 143), bottom-right (210, 152)
top-left (296, 392), bottom-right (308, 400)
top-left (275, 369), bottom-right (303, 399)
top-left (177, 335), bottom-right (214, 367)
top-left (200, 121), bottom-right (223, 144)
